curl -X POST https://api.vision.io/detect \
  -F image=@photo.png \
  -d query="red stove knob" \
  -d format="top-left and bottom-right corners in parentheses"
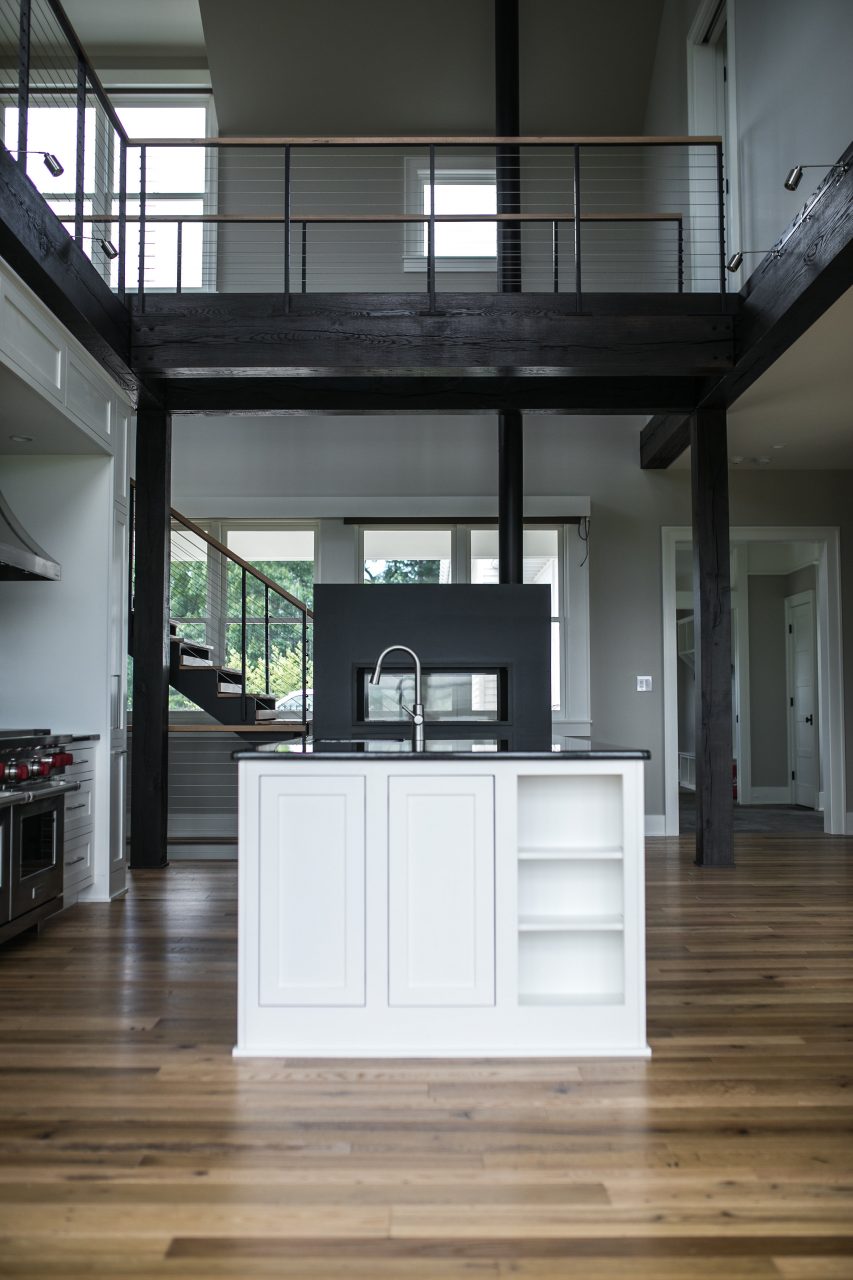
top-left (13, 763), bottom-right (29, 782)
top-left (35, 762), bottom-right (52, 778)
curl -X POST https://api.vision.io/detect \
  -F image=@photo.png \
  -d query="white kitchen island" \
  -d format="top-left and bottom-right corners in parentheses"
top-left (235, 747), bottom-right (650, 1058)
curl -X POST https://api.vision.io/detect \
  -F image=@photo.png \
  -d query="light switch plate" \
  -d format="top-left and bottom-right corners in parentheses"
top-left (636, 675), bottom-right (653, 692)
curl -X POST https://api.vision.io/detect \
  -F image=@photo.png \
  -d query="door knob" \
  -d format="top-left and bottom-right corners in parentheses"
top-left (805, 714), bottom-right (814, 725)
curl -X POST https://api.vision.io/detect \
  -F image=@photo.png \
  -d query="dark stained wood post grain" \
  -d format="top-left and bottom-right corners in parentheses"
top-left (691, 407), bottom-right (734, 867)
top-left (130, 404), bottom-right (172, 869)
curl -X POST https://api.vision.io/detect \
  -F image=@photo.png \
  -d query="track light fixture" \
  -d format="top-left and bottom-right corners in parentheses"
top-left (725, 249), bottom-right (781, 272)
top-left (99, 238), bottom-right (119, 260)
top-left (6, 148), bottom-right (64, 177)
top-left (784, 162), bottom-right (848, 191)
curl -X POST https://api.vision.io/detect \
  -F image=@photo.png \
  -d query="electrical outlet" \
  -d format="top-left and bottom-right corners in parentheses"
top-left (636, 675), bottom-right (653, 692)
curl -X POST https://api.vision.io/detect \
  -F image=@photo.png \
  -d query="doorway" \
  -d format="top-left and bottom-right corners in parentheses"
top-left (662, 527), bottom-right (845, 836)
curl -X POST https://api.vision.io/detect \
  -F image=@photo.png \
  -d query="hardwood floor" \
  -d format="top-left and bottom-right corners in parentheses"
top-left (0, 837), bottom-right (851, 1279)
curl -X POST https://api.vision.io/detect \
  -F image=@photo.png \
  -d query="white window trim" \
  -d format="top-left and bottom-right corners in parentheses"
top-left (113, 92), bottom-right (218, 293)
top-left (403, 156), bottom-right (498, 273)
top-left (354, 520), bottom-right (590, 729)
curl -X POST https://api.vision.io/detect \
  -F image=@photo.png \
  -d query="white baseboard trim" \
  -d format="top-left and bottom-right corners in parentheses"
top-left (645, 815), bottom-right (666, 837)
top-left (748, 787), bottom-right (791, 805)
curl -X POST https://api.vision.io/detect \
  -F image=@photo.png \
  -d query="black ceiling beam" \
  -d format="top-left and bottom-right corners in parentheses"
top-left (158, 374), bottom-right (709, 416)
top-left (0, 143), bottom-right (136, 397)
top-left (641, 141), bottom-right (853, 469)
top-left (130, 293), bottom-right (733, 382)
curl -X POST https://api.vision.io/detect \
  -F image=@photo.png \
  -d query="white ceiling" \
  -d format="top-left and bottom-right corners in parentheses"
top-left (60, 0), bottom-right (206, 63)
top-left (671, 283), bottom-right (853, 471)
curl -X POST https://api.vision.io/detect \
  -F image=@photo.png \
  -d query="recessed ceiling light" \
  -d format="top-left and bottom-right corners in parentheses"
top-left (772, 443), bottom-right (786, 450)
top-left (730, 455), bottom-right (744, 463)
top-left (757, 456), bottom-right (772, 464)
top-left (9, 434), bottom-right (33, 443)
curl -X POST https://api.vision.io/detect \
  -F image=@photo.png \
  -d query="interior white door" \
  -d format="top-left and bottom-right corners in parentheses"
top-left (388, 775), bottom-right (494, 1007)
top-left (786, 591), bottom-right (819, 809)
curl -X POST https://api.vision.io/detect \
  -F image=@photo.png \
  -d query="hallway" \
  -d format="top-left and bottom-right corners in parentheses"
top-left (0, 839), bottom-right (851, 1279)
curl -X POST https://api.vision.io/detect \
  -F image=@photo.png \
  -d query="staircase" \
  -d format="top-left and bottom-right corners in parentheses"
top-left (130, 484), bottom-right (313, 736)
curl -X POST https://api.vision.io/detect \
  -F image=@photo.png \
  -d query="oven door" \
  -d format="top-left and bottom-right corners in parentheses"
top-left (10, 794), bottom-right (64, 919)
top-left (0, 804), bottom-right (11, 924)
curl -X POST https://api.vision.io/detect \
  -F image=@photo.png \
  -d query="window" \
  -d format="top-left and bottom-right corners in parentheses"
top-left (358, 524), bottom-right (579, 718)
top-left (404, 157), bottom-right (497, 271)
top-left (113, 100), bottom-right (214, 291)
top-left (3, 104), bottom-right (99, 259)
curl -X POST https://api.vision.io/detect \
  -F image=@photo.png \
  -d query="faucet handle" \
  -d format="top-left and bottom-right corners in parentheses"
top-left (401, 702), bottom-right (425, 725)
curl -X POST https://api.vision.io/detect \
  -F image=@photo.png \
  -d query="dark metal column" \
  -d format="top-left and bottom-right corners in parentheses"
top-left (499, 409), bottom-right (523, 584)
top-left (495, 0), bottom-right (520, 293)
top-left (130, 404), bottom-right (172, 870)
top-left (691, 408), bottom-right (734, 867)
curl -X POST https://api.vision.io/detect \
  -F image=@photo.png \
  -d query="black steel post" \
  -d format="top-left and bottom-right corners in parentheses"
top-left (677, 216), bottom-right (684, 293)
top-left (16, 0), bottom-right (30, 166)
top-left (264, 585), bottom-right (270, 695)
top-left (74, 59), bottom-right (86, 247)
top-left (175, 221), bottom-right (182, 293)
top-left (301, 220), bottom-right (307, 293)
top-left (130, 405), bottom-right (172, 870)
top-left (301, 611), bottom-right (308, 725)
top-left (552, 220), bottom-right (559, 293)
top-left (241, 568), bottom-right (248, 722)
top-left (498, 409), bottom-right (523, 584)
top-left (495, 0), bottom-right (521, 293)
top-left (427, 144), bottom-right (436, 312)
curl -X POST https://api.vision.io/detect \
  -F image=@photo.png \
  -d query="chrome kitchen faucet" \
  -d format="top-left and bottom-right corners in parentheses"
top-left (369, 645), bottom-right (425, 752)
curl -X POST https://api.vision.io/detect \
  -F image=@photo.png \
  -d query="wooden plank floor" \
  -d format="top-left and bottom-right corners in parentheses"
top-left (0, 836), bottom-right (851, 1279)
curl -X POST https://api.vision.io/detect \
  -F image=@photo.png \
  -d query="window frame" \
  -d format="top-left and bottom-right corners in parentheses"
top-left (403, 155), bottom-right (498, 273)
top-left (111, 92), bottom-right (218, 293)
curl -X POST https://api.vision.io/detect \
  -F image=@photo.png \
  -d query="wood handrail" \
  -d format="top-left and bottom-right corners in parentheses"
top-left (169, 506), bottom-right (314, 619)
top-left (72, 211), bottom-right (684, 225)
top-left (126, 134), bottom-right (722, 147)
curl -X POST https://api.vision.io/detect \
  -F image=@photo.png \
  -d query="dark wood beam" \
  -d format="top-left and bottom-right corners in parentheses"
top-left (691, 407), bottom-right (733, 868)
top-left (159, 374), bottom-right (709, 415)
top-left (0, 142), bottom-right (135, 396)
top-left (130, 293), bottom-right (733, 381)
top-left (130, 404), bottom-right (172, 871)
top-left (641, 142), bottom-right (853, 469)
top-left (640, 413), bottom-right (691, 469)
top-left (498, 410), bottom-right (523, 582)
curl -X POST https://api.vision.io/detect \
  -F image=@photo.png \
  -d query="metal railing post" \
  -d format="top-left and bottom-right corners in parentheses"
top-left (716, 141), bottom-right (726, 302)
top-left (301, 611), bottom-right (307, 726)
top-left (17, 0), bottom-right (30, 166)
top-left (74, 59), bottom-right (86, 247)
top-left (301, 220), bottom-right (307, 292)
top-left (552, 219), bottom-right (559, 294)
top-left (573, 144), bottom-right (582, 310)
top-left (264, 585), bottom-right (270, 696)
top-left (427, 143), bottom-right (436, 313)
top-left (283, 144), bottom-right (291, 309)
top-left (138, 145), bottom-right (147, 304)
top-left (118, 137), bottom-right (127, 297)
top-left (677, 217), bottom-right (684, 293)
top-left (176, 221), bottom-right (183, 294)
top-left (240, 567), bottom-right (248, 721)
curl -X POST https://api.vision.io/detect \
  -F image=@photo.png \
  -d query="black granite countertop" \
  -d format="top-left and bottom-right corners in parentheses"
top-left (234, 740), bottom-right (650, 761)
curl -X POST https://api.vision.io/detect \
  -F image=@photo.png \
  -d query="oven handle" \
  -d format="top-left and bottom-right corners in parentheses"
top-left (45, 780), bottom-right (82, 798)
top-left (0, 780), bottom-right (81, 808)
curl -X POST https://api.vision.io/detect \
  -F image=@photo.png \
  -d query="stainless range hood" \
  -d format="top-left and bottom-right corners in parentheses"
top-left (0, 489), bottom-right (61, 581)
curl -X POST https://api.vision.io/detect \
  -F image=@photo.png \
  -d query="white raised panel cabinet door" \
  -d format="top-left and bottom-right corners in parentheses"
top-left (109, 749), bottom-right (127, 898)
top-left (258, 775), bottom-right (365, 1007)
top-left (388, 775), bottom-right (495, 1007)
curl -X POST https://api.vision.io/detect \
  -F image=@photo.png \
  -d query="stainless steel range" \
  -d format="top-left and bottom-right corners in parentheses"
top-left (0, 730), bottom-right (79, 944)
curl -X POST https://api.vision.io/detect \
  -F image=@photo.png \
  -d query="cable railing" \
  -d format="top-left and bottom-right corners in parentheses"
top-left (1, 0), bottom-right (726, 299)
top-left (128, 481), bottom-right (314, 727)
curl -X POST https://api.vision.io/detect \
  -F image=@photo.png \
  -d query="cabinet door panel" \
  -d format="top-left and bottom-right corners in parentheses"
top-left (388, 776), bottom-right (494, 1007)
top-left (258, 776), bottom-right (365, 1007)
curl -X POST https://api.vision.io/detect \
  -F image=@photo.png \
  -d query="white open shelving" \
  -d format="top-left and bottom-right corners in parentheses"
top-left (517, 773), bottom-right (626, 1006)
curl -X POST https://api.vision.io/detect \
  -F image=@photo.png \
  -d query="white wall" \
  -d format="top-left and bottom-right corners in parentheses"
top-left (171, 413), bottom-right (853, 818)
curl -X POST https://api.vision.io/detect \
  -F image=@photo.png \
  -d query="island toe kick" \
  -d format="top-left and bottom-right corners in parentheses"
top-left (236, 754), bottom-right (649, 1057)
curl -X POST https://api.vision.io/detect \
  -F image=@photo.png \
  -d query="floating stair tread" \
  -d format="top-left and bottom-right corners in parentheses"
top-left (179, 657), bottom-right (215, 669)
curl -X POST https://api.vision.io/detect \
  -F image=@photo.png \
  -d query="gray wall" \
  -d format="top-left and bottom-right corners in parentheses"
top-left (171, 413), bottom-right (853, 817)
